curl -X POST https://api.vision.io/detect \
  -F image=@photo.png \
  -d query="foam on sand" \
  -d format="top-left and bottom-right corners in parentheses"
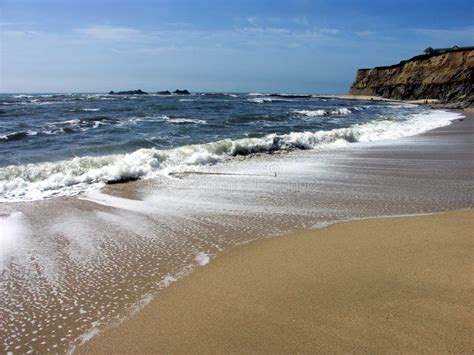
top-left (195, 252), bottom-right (210, 266)
top-left (0, 212), bottom-right (27, 268)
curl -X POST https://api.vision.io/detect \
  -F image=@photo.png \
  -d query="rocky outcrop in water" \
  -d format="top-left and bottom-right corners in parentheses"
top-left (108, 89), bottom-right (191, 96)
top-left (173, 89), bottom-right (190, 95)
top-left (349, 48), bottom-right (473, 107)
top-left (109, 89), bottom-right (148, 95)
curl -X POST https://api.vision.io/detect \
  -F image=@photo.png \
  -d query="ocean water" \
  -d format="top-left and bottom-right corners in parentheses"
top-left (0, 92), bottom-right (459, 201)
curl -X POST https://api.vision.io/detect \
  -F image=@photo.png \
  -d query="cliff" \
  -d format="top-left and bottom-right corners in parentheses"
top-left (349, 49), bottom-right (473, 107)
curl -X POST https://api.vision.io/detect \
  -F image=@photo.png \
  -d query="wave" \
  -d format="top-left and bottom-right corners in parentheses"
top-left (164, 117), bottom-right (207, 124)
top-left (49, 119), bottom-right (82, 126)
top-left (247, 93), bottom-right (269, 96)
top-left (39, 116), bottom-right (119, 134)
top-left (269, 93), bottom-right (312, 99)
top-left (247, 93), bottom-right (311, 99)
top-left (29, 100), bottom-right (61, 105)
top-left (70, 108), bottom-right (101, 112)
top-left (0, 130), bottom-right (38, 142)
top-left (0, 110), bottom-right (461, 201)
top-left (248, 97), bottom-right (295, 104)
top-left (247, 97), bottom-right (273, 104)
top-left (293, 108), bottom-right (352, 117)
top-left (48, 116), bottom-right (117, 126)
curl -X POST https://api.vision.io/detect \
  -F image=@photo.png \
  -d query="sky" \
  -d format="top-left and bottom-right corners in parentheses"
top-left (1, 0), bottom-right (473, 93)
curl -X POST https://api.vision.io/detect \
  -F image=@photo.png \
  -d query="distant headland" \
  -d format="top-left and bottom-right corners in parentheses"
top-left (349, 46), bottom-right (473, 108)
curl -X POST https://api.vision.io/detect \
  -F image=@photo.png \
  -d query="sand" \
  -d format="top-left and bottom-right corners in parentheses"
top-left (79, 209), bottom-right (473, 353)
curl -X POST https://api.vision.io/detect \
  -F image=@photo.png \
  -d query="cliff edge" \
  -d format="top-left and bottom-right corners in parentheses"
top-left (349, 48), bottom-right (473, 107)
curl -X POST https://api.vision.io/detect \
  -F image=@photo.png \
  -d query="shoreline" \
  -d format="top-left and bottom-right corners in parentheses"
top-left (78, 209), bottom-right (474, 353)
top-left (314, 94), bottom-right (473, 111)
top-left (77, 113), bottom-right (473, 353)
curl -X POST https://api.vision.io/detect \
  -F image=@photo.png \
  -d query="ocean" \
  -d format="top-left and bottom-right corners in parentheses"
top-left (0, 92), bottom-right (459, 201)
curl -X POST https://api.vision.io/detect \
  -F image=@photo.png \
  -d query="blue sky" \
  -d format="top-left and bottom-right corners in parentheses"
top-left (1, 0), bottom-right (473, 93)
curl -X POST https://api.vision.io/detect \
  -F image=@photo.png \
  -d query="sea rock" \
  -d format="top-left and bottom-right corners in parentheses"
top-left (173, 89), bottom-right (190, 95)
top-left (157, 90), bottom-right (171, 95)
top-left (349, 48), bottom-right (473, 107)
top-left (106, 176), bottom-right (140, 185)
top-left (108, 89), bottom-right (148, 95)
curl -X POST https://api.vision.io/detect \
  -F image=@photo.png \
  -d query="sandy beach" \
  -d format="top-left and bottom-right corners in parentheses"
top-left (79, 209), bottom-right (473, 353)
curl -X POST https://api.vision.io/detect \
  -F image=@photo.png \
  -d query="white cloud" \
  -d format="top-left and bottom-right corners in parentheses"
top-left (67, 22), bottom-right (340, 50)
top-left (74, 25), bottom-right (142, 41)
top-left (320, 28), bottom-right (341, 35)
top-left (0, 21), bottom-right (37, 27)
top-left (246, 16), bottom-right (258, 26)
top-left (243, 15), bottom-right (310, 28)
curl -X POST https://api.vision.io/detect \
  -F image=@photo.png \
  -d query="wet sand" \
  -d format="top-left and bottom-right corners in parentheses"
top-left (79, 209), bottom-right (474, 353)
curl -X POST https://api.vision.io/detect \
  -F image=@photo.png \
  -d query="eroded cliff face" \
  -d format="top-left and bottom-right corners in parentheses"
top-left (349, 49), bottom-right (473, 107)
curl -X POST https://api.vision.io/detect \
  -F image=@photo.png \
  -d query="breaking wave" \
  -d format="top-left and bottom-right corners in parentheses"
top-left (70, 108), bottom-right (101, 112)
top-left (293, 108), bottom-right (352, 117)
top-left (0, 130), bottom-right (38, 142)
top-left (0, 110), bottom-right (461, 201)
top-left (164, 117), bottom-right (207, 124)
top-left (247, 97), bottom-right (273, 104)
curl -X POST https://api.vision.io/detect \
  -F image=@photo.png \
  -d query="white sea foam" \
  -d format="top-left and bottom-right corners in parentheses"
top-left (49, 119), bottom-right (81, 126)
top-left (247, 92), bottom-right (269, 96)
top-left (248, 97), bottom-right (273, 104)
top-left (0, 110), bottom-right (461, 201)
top-left (0, 130), bottom-right (38, 141)
top-left (80, 192), bottom-right (152, 214)
top-left (131, 115), bottom-right (206, 125)
top-left (293, 108), bottom-right (352, 117)
top-left (45, 117), bottom-right (115, 132)
top-left (158, 275), bottom-right (178, 288)
top-left (92, 121), bottom-right (104, 129)
top-left (195, 252), bottom-right (210, 266)
top-left (164, 117), bottom-right (207, 124)
top-left (49, 216), bottom-right (99, 262)
top-left (77, 325), bottom-right (100, 345)
top-left (0, 212), bottom-right (27, 267)
top-left (29, 100), bottom-right (59, 105)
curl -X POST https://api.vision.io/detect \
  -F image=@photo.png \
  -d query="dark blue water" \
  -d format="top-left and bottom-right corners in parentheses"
top-left (1, 92), bottom-right (456, 201)
top-left (0, 93), bottom-right (421, 167)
